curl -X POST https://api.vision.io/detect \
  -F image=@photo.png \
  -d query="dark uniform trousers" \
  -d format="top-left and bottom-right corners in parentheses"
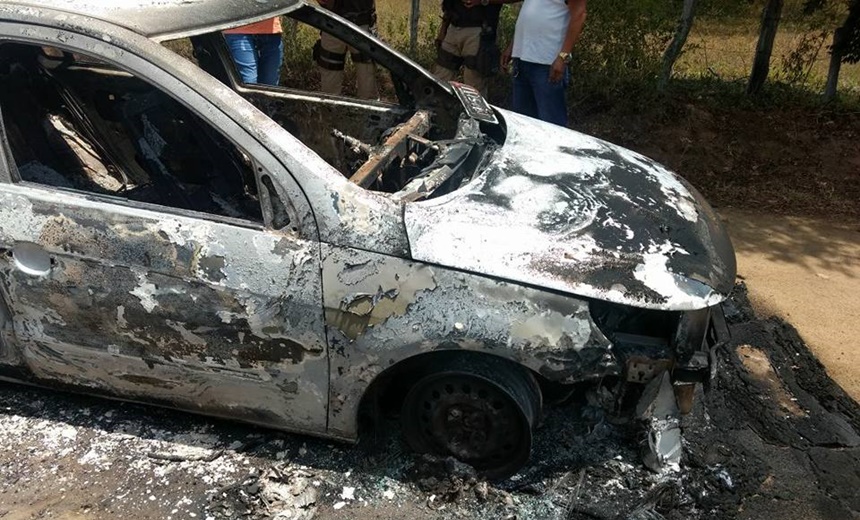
top-left (434, 25), bottom-right (487, 94)
top-left (315, 2), bottom-right (378, 99)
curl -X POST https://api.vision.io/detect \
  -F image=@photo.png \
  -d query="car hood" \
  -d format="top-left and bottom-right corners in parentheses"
top-left (404, 109), bottom-right (736, 311)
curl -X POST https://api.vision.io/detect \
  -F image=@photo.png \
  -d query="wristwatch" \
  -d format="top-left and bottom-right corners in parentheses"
top-left (558, 51), bottom-right (572, 64)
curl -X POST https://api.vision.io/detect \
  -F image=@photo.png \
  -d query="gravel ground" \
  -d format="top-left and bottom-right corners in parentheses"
top-left (1, 284), bottom-right (858, 520)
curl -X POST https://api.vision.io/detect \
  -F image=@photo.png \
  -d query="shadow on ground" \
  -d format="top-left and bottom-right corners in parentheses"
top-left (720, 210), bottom-right (860, 278)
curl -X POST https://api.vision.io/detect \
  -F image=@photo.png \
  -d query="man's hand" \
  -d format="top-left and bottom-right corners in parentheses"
top-left (549, 56), bottom-right (566, 84)
top-left (462, 0), bottom-right (479, 8)
top-left (500, 43), bottom-right (513, 72)
top-left (318, 0), bottom-right (334, 8)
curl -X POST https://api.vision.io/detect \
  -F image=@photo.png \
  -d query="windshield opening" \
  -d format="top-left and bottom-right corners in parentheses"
top-left (164, 4), bottom-right (504, 201)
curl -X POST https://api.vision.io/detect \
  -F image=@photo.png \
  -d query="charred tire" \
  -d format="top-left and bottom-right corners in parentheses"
top-left (401, 355), bottom-right (541, 479)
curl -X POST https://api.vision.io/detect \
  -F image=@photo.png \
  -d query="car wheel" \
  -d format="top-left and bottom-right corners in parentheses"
top-left (401, 356), bottom-right (541, 479)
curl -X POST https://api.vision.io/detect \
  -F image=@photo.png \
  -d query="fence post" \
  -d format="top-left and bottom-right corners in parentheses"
top-left (410, 0), bottom-right (420, 55)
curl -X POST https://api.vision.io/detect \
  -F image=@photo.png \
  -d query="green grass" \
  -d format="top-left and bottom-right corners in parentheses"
top-left (677, 20), bottom-right (860, 92)
top-left (370, 0), bottom-right (860, 100)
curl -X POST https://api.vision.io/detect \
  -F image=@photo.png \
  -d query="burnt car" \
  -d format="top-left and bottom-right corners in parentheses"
top-left (0, 0), bottom-right (735, 478)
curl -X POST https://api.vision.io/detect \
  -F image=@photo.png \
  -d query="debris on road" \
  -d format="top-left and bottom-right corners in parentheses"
top-left (636, 372), bottom-right (683, 473)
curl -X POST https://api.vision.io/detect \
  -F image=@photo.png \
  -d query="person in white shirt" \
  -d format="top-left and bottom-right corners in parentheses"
top-left (501, 0), bottom-right (587, 126)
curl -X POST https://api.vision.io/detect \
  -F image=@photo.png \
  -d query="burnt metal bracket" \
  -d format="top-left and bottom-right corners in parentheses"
top-left (710, 302), bottom-right (731, 344)
top-left (636, 371), bottom-right (682, 472)
top-left (625, 356), bottom-right (673, 384)
top-left (674, 304), bottom-right (732, 385)
top-left (707, 303), bottom-right (731, 386)
top-left (0, 290), bottom-right (8, 328)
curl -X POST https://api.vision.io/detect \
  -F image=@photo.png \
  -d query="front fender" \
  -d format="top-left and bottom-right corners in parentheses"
top-left (321, 245), bottom-right (617, 439)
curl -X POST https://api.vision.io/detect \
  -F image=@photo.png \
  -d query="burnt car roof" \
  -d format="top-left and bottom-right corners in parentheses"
top-left (8, 0), bottom-right (301, 40)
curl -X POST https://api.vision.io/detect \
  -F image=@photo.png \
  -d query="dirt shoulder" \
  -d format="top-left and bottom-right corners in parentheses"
top-left (719, 208), bottom-right (860, 402)
top-left (581, 101), bottom-right (860, 222)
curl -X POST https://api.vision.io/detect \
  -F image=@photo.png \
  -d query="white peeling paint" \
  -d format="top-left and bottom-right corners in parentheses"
top-left (154, 218), bottom-right (212, 248)
top-left (633, 241), bottom-right (722, 308)
top-left (129, 270), bottom-right (158, 313)
top-left (116, 306), bottom-right (128, 329)
top-left (510, 310), bottom-right (592, 349)
top-left (216, 311), bottom-right (241, 324)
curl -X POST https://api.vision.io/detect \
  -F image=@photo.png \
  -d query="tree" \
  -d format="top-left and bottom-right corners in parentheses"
top-left (659, 0), bottom-right (700, 90)
top-left (410, 0), bottom-right (421, 55)
top-left (824, 0), bottom-right (860, 100)
top-left (748, 0), bottom-right (785, 94)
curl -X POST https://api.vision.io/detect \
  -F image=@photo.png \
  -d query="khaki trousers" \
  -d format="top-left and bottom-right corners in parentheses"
top-left (319, 28), bottom-right (378, 100)
top-left (433, 25), bottom-right (487, 95)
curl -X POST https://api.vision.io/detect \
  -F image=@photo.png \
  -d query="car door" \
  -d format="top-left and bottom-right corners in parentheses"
top-left (0, 31), bottom-right (328, 433)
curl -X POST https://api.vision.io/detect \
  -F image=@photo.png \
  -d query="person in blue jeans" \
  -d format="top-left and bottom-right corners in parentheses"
top-left (223, 18), bottom-right (284, 86)
top-left (501, 0), bottom-right (587, 127)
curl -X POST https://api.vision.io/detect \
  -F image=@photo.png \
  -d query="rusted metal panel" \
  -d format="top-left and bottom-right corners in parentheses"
top-left (0, 185), bottom-right (329, 433)
top-left (320, 244), bottom-right (617, 439)
top-left (349, 111), bottom-right (431, 188)
top-left (625, 357), bottom-right (674, 384)
top-left (405, 109), bottom-right (737, 312)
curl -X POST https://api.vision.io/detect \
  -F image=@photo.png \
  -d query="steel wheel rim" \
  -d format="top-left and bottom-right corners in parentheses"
top-left (408, 372), bottom-right (531, 471)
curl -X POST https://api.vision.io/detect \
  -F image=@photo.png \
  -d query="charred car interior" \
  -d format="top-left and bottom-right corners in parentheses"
top-left (0, 8), bottom-right (499, 213)
top-left (0, 43), bottom-right (265, 223)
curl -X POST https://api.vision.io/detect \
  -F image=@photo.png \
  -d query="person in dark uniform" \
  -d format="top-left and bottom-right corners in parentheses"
top-left (316, 0), bottom-right (378, 99)
top-left (434, 0), bottom-right (520, 95)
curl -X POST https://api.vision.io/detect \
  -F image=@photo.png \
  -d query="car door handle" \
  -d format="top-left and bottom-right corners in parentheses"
top-left (11, 242), bottom-right (53, 277)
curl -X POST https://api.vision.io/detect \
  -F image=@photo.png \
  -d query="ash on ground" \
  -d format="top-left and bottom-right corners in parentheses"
top-left (1, 284), bottom-right (858, 520)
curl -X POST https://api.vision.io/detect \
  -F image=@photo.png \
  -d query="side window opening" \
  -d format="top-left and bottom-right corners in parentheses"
top-left (0, 42), bottom-right (263, 224)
